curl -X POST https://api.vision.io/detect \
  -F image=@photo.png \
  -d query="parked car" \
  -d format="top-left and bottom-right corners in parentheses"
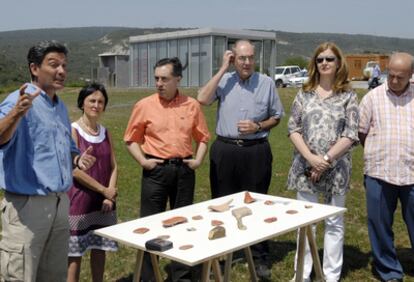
top-left (362, 61), bottom-right (379, 80)
top-left (274, 65), bottom-right (302, 88)
top-left (288, 71), bottom-right (309, 87)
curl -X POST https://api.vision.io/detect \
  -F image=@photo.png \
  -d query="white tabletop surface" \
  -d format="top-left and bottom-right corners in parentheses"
top-left (95, 191), bottom-right (346, 266)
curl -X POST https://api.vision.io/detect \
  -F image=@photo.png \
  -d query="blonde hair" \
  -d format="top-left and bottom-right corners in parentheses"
top-left (303, 42), bottom-right (350, 93)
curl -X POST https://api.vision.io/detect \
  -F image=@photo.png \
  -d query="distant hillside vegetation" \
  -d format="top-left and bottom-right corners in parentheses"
top-left (1, 27), bottom-right (414, 90)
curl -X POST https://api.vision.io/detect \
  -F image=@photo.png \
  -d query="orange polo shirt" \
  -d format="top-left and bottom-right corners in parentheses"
top-left (124, 92), bottom-right (210, 159)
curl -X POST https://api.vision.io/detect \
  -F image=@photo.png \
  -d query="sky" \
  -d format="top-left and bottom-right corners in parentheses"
top-left (1, 0), bottom-right (414, 39)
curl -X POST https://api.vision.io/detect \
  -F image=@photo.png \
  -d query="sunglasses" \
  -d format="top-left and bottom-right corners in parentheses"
top-left (316, 56), bottom-right (336, 64)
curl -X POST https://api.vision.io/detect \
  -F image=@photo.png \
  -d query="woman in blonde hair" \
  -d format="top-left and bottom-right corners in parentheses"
top-left (287, 42), bottom-right (359, 282)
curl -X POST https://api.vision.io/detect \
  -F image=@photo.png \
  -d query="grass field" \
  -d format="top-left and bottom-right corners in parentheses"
top-left (1, 87), bottom-right (413, 281)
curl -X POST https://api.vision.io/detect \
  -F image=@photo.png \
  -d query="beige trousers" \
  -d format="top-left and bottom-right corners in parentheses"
top-left (0, 191), bottom-right (69, 282)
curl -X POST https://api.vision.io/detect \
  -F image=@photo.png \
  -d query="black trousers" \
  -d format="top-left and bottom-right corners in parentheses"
top-left (210, 138), bottom-right (273, 260)
top-left (140, 163), bottom-right (196, 282)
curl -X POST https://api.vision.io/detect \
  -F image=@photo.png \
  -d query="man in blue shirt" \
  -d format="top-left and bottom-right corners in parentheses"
top-left (197, 39), bottom-right (284, 279)
top-left (0, 41), bottom-right (95, 282)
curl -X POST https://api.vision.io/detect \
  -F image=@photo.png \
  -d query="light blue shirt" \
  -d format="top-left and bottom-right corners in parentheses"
top-left (214, 72), bottom-right (284, 139)
top-left (0, 83), bottom-right (79, 195)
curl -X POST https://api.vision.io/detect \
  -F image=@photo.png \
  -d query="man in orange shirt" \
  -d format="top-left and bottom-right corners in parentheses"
top-left (124, 57), bottom-right (210, 282)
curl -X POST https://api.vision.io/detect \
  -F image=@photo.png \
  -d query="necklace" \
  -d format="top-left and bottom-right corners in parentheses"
top-left (79, 116), bottom-right (100, 136)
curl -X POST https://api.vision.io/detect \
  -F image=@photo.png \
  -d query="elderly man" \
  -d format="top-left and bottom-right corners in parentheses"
top-left (359, 52), bottom-right (414, 282)
top-left (124, 57), bottom-right (210, 281)
top-left (197, 39), bottom-right (284, 279)
top-left (0, 41), bottom-right (95, 282)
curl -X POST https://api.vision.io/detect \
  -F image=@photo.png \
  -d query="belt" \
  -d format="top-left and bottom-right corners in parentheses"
top-left (217, 136), bottom-right (268, 147)
top-left (145, 154), bottom-right (192, 165)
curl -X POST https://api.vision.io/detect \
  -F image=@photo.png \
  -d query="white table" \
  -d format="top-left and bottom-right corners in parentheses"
top-left (95, 191), bottom-right (346, 282)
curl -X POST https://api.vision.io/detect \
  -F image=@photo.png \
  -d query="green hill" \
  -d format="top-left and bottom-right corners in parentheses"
top-left (1, 26), bottom-right (414, 90)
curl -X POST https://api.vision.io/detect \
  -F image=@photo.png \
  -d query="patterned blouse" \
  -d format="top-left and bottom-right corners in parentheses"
top-left (287, 89), bottom-right (359, 202)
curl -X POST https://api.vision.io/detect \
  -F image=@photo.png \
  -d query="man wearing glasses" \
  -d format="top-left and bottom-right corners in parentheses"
top-left (197, 39), bottom-right (284, 279)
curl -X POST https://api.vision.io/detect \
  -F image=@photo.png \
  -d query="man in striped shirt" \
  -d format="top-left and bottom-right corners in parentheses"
top-left (359, 52), bottom-right (414, 282)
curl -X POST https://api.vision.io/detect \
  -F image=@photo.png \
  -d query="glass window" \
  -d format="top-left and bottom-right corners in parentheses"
top-left (148, 42), bottom-right (157, 87)
top-left (213, 36), bottom-right (226, 76)
top-left (263, 40), bottom-right (272, 76)
top-left (199, 36), bottom-right (211, 85)
top-left (190, 38), bottom-right (200, 87)
top-left (157, 41), bottom-right (167, 60)
top-left (168, 40), bottom-right (178, 57)
top-left (138, 43), bottom-right (148, 87)
top-left (178, 39), bottom-right (189, 87)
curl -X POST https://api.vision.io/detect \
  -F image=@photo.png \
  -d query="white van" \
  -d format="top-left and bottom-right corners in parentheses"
top-left (274, 65), bottom-right (302, 87)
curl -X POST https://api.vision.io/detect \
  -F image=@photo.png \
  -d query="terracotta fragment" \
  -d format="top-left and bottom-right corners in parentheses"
top-left (231, 206), bottom-right (252, 230)
top-left (179, 244), bottom-right (194, 250)
top-left (186, 227), bottom-right (196, 231)
top-left (264, 217), bottom-right (277, 223)
top-left (305, 205), bottom-right (313, 209)
top-left (244, 191), bottom-right (256, 204)
top-left (192, 215), bottom-right (203, 220)
top-left (208, 199), bottom-right (233, 212)
top-left (162, 216), bottom-right (188, 227)
top-left (208, 226), bottom-right (226, 240)
top-left (211, 220), bottom-right (224, 226)
top-left (264, 200), bottom-right (275, 205)
top-left (157, 235), bottom-right (170, 240)
top-left (133, 227), bottom-right (149, 234)
top-left (286, 210), bottom-right (298, 214)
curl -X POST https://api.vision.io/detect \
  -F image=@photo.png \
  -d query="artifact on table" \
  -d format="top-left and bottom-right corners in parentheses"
top-left (133, 227), bottom-right (149, 234)
top-left (231, 206), bottom-right (252, 230)
top-left (192, 215), bottom-right (203, 220)
top-left (145, 238), bottom-right (173, 252)
top-left (305, 205), bottom-right (313, 209)
top-left (264, 200), bottom-right (274, 205)
top-left (208, 226), bottom-right (226, 240)
top-left (244, 191), bottom-right (256, 204)
top-left (157, 235), bottom-right (170, 240)
top-left (286, 210), bottom-right (298, 214)
top-left (162, 216), bottom-right (188, 227)
top-left (211, 220), bottom-right (224, 226)
top-left (208, 199), bottom-right (233, 212)
top-left (179, 244), bottom-right (194, 250)
top-left (264, 217), bottom-right (277, 223)
top-left (186, 227), bottom-right (197, 231)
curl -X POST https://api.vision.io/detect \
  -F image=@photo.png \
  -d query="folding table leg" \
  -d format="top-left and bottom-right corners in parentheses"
top-left (244, 247), bottom-right (258, 282)
top-left (150, 253), bottom-right (163, 282)
top-left (212, 258), bottom-right (223, 282)
top-left (295, 227), bottom-right (307, 282)
top-left (223, 252), bottom-right (233, 282)
top-left (306, 225), bottom-right (324, 281)
top-left (133, 250), bottom-right (144, 282)
top-left (201, 260), bottom-right (212, 282)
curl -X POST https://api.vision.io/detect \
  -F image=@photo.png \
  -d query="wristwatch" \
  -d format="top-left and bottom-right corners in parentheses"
top-left (255, 122), bottom-right (262, 132)
top-left (323, 154), bottom-right (332, 163)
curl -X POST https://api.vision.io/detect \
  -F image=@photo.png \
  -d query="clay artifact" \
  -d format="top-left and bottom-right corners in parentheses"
top-left (208, 199), bottom-right (233, 212)
top-left (305, 205), bottom-right (313, 209)
top-left (231, 206), bottom-right (252, 230)
top-left (264, 217), bottom-right (278, 223)
top-left (192, 215), bottom-right (203, 220)
top-left (133, 227), bottom-right (149, 234)
top-left (244, 191), bottom-right (256, 203)
top-left (179, 244), bottom-right (194, 250)
top-left (157, 235), bottom-right (170, 240)
top-left (162, 216), bottom-right (188, 227)
top-left (186, 227), bottom-right (197, 231)
top-left (211, 220), bottom-right (224, 226)
top-left (286, 210), bottom-right (298, 214)
top-left (208, 226), bottom-right (226, 240)
top-left (264, 200), bottom-right (275, 205)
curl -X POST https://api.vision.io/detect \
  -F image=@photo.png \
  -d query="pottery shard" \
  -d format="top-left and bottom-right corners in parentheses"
top-left (231, 206), bottom-right (252, 230)
top-left (179, 244), bottom-right (194, 250)
top-left (192, 215), bottom-right (203, 220)
top-left (133, 227), bottom-right (149, 234)
top-left (208, 226), bottom-right (226, 240)
top-left (286, 210), bottom-right (298, 214)
top-left (244, 191), bottom-right (256, 204)
top-left (264, 200), bottom-right (275, 205)
top-left (211, 220), bottom-right (224, 226)
top-left (208, 199), bottom-right (233, 212)
top-left (157, 235), bottom-right (170, 240)
top-left (305, 205), bottom-right (313, 209)
top-left (264, 217), bottom-right (278, 223)
top-left (162, 216), bottom-right (188, 227)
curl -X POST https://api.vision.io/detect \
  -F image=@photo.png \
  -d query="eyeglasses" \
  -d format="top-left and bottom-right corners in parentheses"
top-left (316, 56), bottom-right (336, 64)
top-left (237, 55), bottom-right (254, 62)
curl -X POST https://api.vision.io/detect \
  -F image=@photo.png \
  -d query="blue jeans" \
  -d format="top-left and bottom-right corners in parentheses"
top-left (364, 175), bottom-right (414, 281)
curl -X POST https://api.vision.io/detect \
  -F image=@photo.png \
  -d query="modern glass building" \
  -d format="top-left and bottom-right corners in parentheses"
top-left (129, 28), bottom-right (277, 87)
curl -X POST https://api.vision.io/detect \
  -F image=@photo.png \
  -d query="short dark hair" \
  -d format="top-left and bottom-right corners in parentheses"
top-left (77, 82), bottom-right (108, 111)
top-left (27, 40), bottom-right (68, 80)
top-left (154, 57), bottom-right (182, 77)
